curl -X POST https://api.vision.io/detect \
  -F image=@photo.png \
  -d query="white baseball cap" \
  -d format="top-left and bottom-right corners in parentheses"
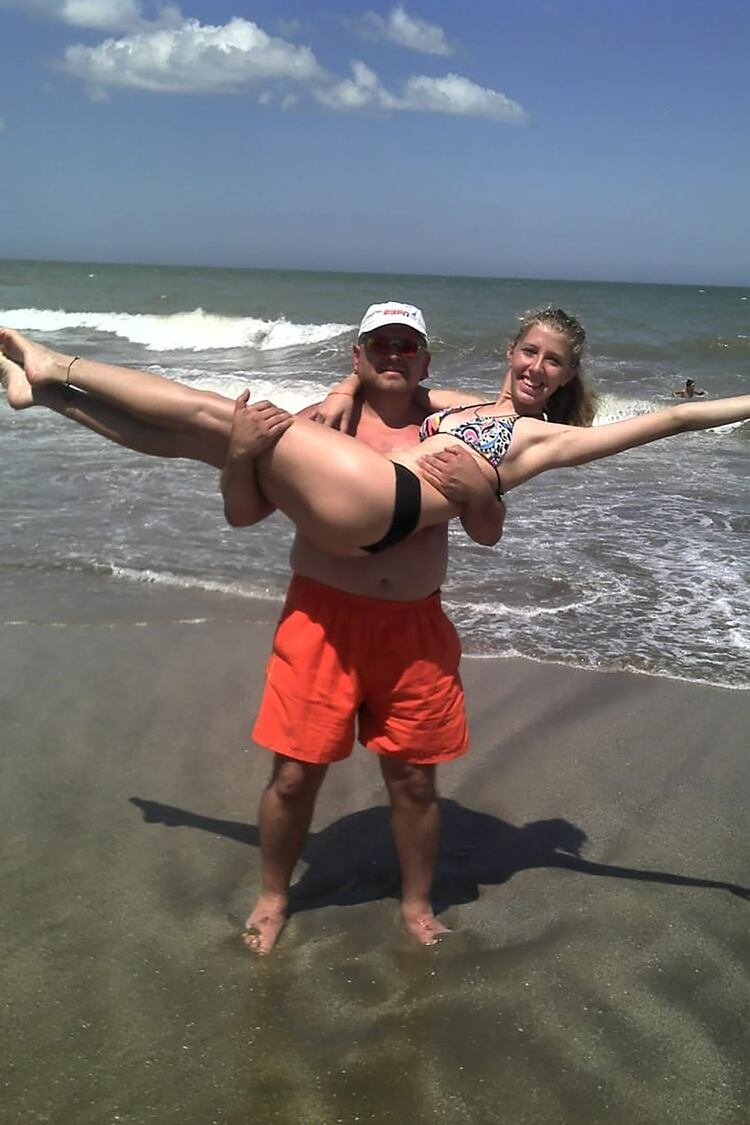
top-left (358, 301), bottom-right (428, 342)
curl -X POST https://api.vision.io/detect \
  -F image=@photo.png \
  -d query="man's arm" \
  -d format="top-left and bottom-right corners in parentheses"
top-left (307, 372), bottom-right (360, 431)
top-left (221, 394), bottom-right (292, 527)
top-left (417, 445), bottom-right (505, 546)
top-left (415, 386), bottom-right (489, 411)
top-left (312, 375), bottom-right (484, 429)
top-left (307, 381), bottom-right (359, 432)
top-left (460, 485), bottom-right (506, 546)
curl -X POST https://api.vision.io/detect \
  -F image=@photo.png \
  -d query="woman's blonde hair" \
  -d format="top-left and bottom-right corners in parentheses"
top-left (510, 307), bottom-right (598, 427)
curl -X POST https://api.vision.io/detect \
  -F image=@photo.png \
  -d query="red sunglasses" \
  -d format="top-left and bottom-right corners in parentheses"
top-left (364, 335), bottom-right (427, 358)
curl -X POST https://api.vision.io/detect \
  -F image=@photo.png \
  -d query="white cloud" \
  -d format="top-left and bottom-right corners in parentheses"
top-left (360, 5), bottom-right (452, 56)
top-left (401, 74), bottom-right (528, 124)
top-left (316, 62), bottom-right (527, 124)
top-left (315, 61), bottom-right (397, 113)
top-left (62, 17), bottom-right (327, 93)
top-left (5, 0), bottom-right (145, 31)
top-left (258, 91), bottom-right (297, 110)
top-left (49, 9), bottom-right (525, 124)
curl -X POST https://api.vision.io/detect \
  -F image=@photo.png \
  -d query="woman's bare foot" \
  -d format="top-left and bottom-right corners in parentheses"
top-left (241, 893), bottom-right (288, 956)
top-left (401, 904), bottom-right (451, 946)
top-left (0, 353), bottom-right (35, 409)
top-left (0, 327), bottom-right (71, 386)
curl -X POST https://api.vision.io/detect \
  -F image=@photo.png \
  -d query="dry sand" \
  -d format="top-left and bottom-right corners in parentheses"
top-left (2, 571), bottom-right (748, 1124)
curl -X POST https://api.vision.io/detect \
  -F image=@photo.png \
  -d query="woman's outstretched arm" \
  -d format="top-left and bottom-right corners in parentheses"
top-left (503, 395), bottom-right (750, 490)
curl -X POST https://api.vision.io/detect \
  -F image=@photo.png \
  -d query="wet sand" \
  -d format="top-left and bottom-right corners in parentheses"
top-left (2, 571), bottom-right (748, 1124)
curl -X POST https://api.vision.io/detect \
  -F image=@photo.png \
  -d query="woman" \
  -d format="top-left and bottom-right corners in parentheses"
top-left (2, 309), bottom-right (748, 557)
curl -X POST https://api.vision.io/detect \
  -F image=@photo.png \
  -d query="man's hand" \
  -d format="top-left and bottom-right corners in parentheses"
top-left (222, 392), bottom-right (292, 528)
top-left (308, 372), bottom-right (361, 431)
top-left (417, 444), bottom-right (491, 504)
top-left (228, 391), bottom-right (293, 458)
top-left (308, 390), bottom-right (357, 431)
top-left (418, 445), bottom-right (505, 547)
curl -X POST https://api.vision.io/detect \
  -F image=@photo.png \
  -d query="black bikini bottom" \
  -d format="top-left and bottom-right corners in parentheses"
top-left (362, 462), bottom-right (422, 554)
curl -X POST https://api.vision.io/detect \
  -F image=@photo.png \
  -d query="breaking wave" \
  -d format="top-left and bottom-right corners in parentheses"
top-left (0, 307), bottom-right (353, 352)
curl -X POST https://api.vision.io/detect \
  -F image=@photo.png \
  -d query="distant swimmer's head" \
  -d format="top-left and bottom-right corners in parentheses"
top-left (685, 379), bottom-right (695, 388)
top-left (508, 307), bottom-right (597, 428)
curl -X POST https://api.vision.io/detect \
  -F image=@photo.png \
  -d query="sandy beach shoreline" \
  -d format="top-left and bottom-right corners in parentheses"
top-left (2, 570), bottom-right (748, 1124)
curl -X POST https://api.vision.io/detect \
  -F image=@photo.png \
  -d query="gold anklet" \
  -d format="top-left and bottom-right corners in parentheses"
top-left (66, 356), bottom-right (81, 385)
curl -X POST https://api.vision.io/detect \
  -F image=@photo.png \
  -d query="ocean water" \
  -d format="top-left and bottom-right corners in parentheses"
top-left (1, 259), bottom-right (748, 688)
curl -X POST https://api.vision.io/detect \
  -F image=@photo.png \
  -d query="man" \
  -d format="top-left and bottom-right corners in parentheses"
top-left (222, 302), bottom-right (505, 953)
top-left (672, 378), bottom-right (707, 398)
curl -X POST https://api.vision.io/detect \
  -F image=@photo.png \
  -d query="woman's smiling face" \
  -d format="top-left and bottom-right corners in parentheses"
top-left (506, 324), bottom-right (576, 412)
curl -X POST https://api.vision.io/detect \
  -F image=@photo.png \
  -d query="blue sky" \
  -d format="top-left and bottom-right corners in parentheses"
top-left (1, 0), bottom-right (748, 284)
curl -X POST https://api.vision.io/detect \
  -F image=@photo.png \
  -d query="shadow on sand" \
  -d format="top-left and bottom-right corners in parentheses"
top-left (129, 796), bottom-right (749, 916)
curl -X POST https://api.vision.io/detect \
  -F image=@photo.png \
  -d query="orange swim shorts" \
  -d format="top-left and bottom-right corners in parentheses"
top-left (252, 575), bottom-right (468, 765)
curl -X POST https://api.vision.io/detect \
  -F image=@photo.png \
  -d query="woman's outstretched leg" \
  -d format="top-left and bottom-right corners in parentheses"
top-left (4, 343), bottom-right (424, 552)
top-left (1, 352), bottom-right (225, 466)
top-left (1, 352), bottom-right (35, 411)
top-left (0, 327), bottom-right (234, 443)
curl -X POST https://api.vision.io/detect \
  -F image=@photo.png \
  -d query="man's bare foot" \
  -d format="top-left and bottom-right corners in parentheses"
top-left (241, 894), bottom-right (287, 955)
top-left (0, 354), bottom-right (35, 409)
top-left (402, 904), bottom-right (451, 946)
top-left (0, 327), bottom-right (70, 386)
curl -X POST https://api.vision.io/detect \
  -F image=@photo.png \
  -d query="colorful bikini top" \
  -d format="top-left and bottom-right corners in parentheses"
top-left (419, 403), bottom-right (521, 469)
